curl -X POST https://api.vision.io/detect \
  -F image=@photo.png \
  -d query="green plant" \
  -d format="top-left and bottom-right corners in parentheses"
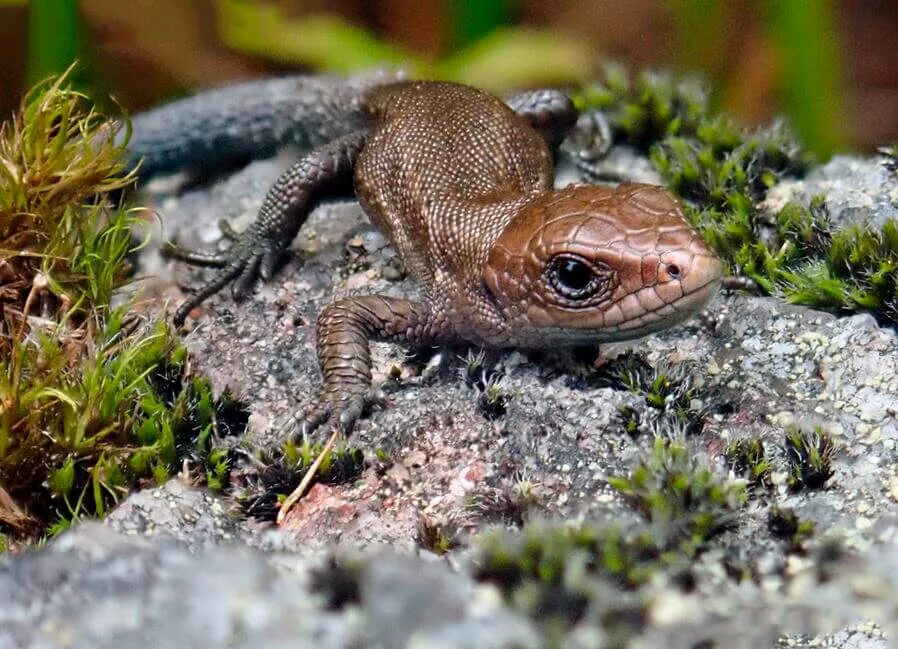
top-left (235, 437), bottom-right (365, 520)
top-left (784, 427), bottom-right (835, 491)
top-left (0, 70), bottom-right (246, 541)
top-left (768, 506), bottom-right (815, 554)
top-left (724, 438), bottom-right (772, 489)
top-left (608, 437), bottom-right (746, 550)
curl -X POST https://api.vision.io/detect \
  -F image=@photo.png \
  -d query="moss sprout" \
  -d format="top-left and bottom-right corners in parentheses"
top-left (601, 352), bottom-right (711, 437)
top-left (880, 144), bottom-right (898, 174)
top-left (235, 437), bottom-right (365, 520)
top-left (783, 427), bottom-right (836, 491)
top-left (416, 513), bottom-right (464, 555)
top-left (608, 437), bottom-right (746, 550)
top-left (768, 507), bottom-right (815, 554)
top-left (724, 438), bottom-right (772, 490)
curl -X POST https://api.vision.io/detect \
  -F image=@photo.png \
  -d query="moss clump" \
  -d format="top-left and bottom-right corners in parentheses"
top-left (417, 513), bottom-right (464, 555)
top-left (0, 70), bottom-right (247, 542)
top-left (724, 437), bottom-right (772, 490)
top-left (472, 438), bottom-right (746, 643)
top-left (600, 352), bottom-right (715, 437)
top-left (880, 144), bottom-right (898, 174)
top-left (608, 437), bottom-right (746, 550)
top-left (578, 65), bottom-right (714, 151)
top-left (768, 507), bottom-right (815, 554)
top-left (580, 67), bottom-right (898, 326)
top-left (235, 437), bottom-right (365, 520)
top-left (783, 427), bottom-right (835, 491)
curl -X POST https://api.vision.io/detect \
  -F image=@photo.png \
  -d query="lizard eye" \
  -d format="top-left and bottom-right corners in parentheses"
top-left (546, 254), bottom-right (607, 300)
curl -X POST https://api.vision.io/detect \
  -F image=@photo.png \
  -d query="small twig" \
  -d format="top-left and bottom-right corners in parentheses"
top-left (276, 428), bottom-right (340, 525)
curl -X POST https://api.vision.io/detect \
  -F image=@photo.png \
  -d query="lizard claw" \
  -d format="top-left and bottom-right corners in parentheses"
top-left (300, 391), bottom-right (373, 438)
top-left (171, 221), bottom-right (288, 325)
top-left (561, 111), bottom-right (612, 170)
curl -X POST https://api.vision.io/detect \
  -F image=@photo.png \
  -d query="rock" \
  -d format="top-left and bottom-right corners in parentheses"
top-left (0, 523), bottom-right (539, 649)
top-left (6, 141), bottom-right (898, 648)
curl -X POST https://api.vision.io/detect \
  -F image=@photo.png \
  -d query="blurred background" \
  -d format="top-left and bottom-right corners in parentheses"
top-left (0, 0), bottom-right (895, 158)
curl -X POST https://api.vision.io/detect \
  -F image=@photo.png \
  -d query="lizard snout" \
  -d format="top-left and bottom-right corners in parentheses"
top-left (483, 183), bottom-right (724, 346)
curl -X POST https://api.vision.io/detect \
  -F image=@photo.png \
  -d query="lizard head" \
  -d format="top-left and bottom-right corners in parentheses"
top-left (483, 183), bottom-right (723, 345)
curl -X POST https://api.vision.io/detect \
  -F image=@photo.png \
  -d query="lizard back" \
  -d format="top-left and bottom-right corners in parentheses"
top-left (354, 81), bottom-right (554, 291)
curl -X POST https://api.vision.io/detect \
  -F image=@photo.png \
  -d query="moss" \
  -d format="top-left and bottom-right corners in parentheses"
top-left (473, 522), bottom-right (652, 644)
top-left (417, 513), bottom-right (464, 555)
top-left (880, 144), bottom-right (898, 174)
top-left (235, 437), bottom-right (365, 520)
top-left (724, 438), bottom-right (772, 490)
top-left (783, 427), bottom-right (835, 491)
top-left (600, 352), bottom-right (717, 437)
top-left (0, 70), bottom-right (247, 542)
top-left (608, 437), bottom-right (746, 550)
top-left (580, 67), bottom-right (898, 326)
top-left (309, 556), bottom-right (363, 611)
top-left (768, 507), bottom-right (815, 554)
top-left (472, 438), bottom-right (747, 642)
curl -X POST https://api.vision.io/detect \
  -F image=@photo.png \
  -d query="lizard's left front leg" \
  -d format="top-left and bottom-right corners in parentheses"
top-left (302, 295), bottom-right (443, 435)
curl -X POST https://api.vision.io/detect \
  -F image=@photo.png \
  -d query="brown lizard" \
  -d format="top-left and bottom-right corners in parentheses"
top-left (161, 80), bottom-right (723, 434)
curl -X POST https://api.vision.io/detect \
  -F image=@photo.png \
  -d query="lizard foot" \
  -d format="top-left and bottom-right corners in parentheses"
top-left (167, 221), bottom-right (289, 326)
top-left (561, 111), bottom-right (613, 179)
top-left (300, 390), bottom-right (383, 437)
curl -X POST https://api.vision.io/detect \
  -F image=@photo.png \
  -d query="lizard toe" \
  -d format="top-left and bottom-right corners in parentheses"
top-left (231, 253), bottom-right (262, 299)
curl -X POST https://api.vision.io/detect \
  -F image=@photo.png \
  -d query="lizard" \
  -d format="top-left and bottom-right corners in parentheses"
top-left (137, 74), bottom-right (724, 435)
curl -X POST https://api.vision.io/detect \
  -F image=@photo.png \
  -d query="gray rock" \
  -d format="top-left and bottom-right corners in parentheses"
top-left (762, 155), bottom-right (898, 227)
top-left (7, 145), bottom-right (898, 647)
top-left (0, 523), bottom-right (539, 649)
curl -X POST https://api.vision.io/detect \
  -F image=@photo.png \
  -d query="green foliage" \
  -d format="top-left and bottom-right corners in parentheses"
top-left (214, 0), bottom-right (592, 94)
top-left (608, 437), bottom-right (746, 550)
top-left (474, 439), bottom-right (746, 643)
top-left (724, 438), bottom-right (772, 490)
top-left (783, 427), bottom-right (835, 491)
top-left (581, 67), bottom-right (898, 326)
top-left (0, 66), bottom-right (137, 336)
top-left (0, 70), bottom-right (246, 541)
top-left (236, 437), bottom-right (365, 521)
top-left (0, 317), bottom-right (245, 534)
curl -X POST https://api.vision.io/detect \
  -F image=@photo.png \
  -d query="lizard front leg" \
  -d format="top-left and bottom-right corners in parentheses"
top-left (169, 130), bottom-right (368, 326)
top-left (302, 295), bottom-right (443, 435)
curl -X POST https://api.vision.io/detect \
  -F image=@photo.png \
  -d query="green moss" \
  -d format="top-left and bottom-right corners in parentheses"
top-left (768, 507), bottom-right (815, 554)
top-left (880, 144), bottom-right (898, 174)
top-left (236, 437), bottom-right (365, 520)
top-left (602, 352), bottom-right (712, 437)
top-left (724, 438), bottom-right (772, 490)
top-left (784, 427), bottom-right (835, 491)
top-left (0, 70), bottom-right (246, 542)
top-left (474, 522), bottom-right (652, 644)
top-left (580, 67), bottom-right (898, 326)
top-left (417, 514), bottom-right (463, 555)
top-left (608, 437), bottom-right (746, 550)
top-left (472, 438), bottom-right (748, 642)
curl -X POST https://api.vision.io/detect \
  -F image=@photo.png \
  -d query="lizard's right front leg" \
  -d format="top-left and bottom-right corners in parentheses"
top-left (169, 130), bottom-right (368, 326)
top-left (303, 295), bottom-right (442, 435)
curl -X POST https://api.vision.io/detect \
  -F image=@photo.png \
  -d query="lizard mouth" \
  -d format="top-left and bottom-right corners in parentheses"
top-left (601, 272), bottom-right (722, 341)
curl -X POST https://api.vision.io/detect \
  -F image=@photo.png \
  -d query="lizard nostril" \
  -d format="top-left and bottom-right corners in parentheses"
top-left (665, 263), bottom-right (682, 279)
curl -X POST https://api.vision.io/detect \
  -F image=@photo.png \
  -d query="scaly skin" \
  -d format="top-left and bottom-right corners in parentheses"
top-left (151, 79), bottom-right (723, 434)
